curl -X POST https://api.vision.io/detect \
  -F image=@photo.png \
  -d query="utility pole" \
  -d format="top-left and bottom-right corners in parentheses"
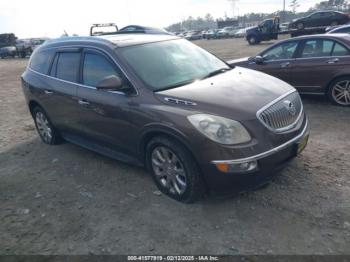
top-left (227, 0), bottom-right (239, 19)
top-left (282, 0), bottom-right (286, 22)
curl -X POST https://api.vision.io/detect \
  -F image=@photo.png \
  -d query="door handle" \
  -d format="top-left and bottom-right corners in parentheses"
top-left (44, 90), bottom-right (53, 95)
top-left (327, 58), bottom-right (339, 64)
top-left (280, 62), bottom-right (290, 68)
top-left (78, 99), bottom-right (90, 106)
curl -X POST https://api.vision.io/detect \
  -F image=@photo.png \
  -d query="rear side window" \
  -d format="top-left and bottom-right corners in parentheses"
top-left (83, 53), bottom-right (120, 87)
top-left (55, 52), bottom-right (81, 82)
top-left (301, 40), bottom-right (334, 58)
top-left (332, 43), bottom-right (349, 56)
top-left (30, 49), bottom-right (55, 74)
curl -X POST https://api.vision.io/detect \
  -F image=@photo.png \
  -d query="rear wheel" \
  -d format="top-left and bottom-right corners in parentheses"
top-left (33, 107), bottom-right (62, 144)
top-left (146, 136), bottom-right (206, 203)
top-left (328, 77), bottom-right (350, 106)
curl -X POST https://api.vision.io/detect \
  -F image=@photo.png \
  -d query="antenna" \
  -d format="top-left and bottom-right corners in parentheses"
top-left (227, 0), bottom-right (239, 18)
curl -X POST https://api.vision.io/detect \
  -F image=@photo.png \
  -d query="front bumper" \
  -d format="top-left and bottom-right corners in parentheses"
top-left (202, 119), bottom-right (310, 193)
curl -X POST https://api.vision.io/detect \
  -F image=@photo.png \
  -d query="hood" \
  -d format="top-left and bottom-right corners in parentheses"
top-left (155, 67), bottom-right (295, 121)
top-left (292, 18), bottom-right (303, 22)
top-left (246, 26), bottom-right (258, 33)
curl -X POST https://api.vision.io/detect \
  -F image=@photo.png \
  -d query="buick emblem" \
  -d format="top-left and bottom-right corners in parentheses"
top-left (283, 100), bottom-right (297, 116)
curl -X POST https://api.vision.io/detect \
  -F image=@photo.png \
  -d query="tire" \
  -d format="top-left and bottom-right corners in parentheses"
top-left (146, 136), bottom-right (206, 203)
top-left (247, 35), bottom-right (258, 45)
top-left (297, 23), bottom-right (304, 30)
top-left (327, 77), bottom-right (350, 106)
top-left (20, 51), bottom-right (26, 58)
top-left (33, 107), bottom-right (62, 144)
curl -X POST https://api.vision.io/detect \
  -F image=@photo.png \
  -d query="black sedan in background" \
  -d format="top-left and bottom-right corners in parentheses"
top-left (289, 11), bottom-right (349, 30)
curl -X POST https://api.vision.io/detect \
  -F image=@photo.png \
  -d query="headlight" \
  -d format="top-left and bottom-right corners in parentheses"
top-left (187, 114), bottom-right (251, 145)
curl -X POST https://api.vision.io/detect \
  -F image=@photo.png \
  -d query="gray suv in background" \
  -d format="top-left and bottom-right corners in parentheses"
top-left (21, 34), bottom-right (309, 202)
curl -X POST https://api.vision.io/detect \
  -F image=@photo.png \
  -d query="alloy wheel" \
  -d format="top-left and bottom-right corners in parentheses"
top-left (332, 80), bottom-right (350, 106)
top-left (151, 146), bottom-right (187, 195)
top-left (35, 111), bottom-right (53, 143)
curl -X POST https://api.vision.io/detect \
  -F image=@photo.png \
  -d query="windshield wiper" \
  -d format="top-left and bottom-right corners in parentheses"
top-left (154, 68), bottom-right (232, 92)
top-left (154, 80), bottom-right (196, 92)
top-left (202, 68), bottom-right (231, 80)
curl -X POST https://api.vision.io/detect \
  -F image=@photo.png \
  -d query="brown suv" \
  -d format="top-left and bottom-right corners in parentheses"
top-left (21, 34), bottom-right (309, 202)
top-left (229, 34), bottom-right (350, 106)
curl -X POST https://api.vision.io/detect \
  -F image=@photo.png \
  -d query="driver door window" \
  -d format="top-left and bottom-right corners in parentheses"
top-left (262, 42), bottom-right (298, 61)
top-left (83, 53), bottom-right (120, 87)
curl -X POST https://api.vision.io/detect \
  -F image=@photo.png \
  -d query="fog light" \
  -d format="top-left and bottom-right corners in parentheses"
top-left (214, 160), bottom-right (258, 173)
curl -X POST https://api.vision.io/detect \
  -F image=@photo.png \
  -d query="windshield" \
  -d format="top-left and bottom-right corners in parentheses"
top-left (120, 39), bottom-right (230, 91)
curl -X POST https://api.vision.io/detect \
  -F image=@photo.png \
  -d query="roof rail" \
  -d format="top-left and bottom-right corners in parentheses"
top-left (43, 36), bottom-right (116, 46)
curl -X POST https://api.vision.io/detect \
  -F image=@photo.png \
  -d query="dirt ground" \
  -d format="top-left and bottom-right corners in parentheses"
top-left (0, 37), bottom-right (350, 255)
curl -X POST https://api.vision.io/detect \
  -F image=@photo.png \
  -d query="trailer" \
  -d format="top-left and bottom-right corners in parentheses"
top-left (245, 17), bottom-right (327, 45)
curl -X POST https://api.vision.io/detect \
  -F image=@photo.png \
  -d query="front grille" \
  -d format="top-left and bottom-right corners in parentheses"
top-left (257, 91), bottom-right (303, 133)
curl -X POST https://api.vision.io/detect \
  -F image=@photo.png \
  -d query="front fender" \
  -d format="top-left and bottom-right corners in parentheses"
top-left (138, 123), bottom-right (198, 164)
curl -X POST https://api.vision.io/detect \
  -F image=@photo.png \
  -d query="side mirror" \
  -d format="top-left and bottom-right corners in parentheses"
top-left (96, 75), bottom-right (123, 91)
top-left (254, 56), bottom-right (265, 64)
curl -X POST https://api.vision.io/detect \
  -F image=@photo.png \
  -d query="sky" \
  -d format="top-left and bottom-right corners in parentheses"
top-left (0, 0), bottom-right (322, 38)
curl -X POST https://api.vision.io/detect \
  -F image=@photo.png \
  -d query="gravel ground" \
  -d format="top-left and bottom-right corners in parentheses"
top-left (0, 37), bottom-right (350, 255)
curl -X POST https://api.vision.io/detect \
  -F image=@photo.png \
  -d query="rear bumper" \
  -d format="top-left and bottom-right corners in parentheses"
top-left (203, 119), bottom-right (310, 193)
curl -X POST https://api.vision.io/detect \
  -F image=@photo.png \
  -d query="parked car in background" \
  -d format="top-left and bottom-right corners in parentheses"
top-left (280, 22), bottom-right (290, 32)
top-left (0, 46), bottom-right (17, 58)
top-left (118, 25), bottom-right (169, 35)
top-left (327, 24), bottom-right (350, 34)
top-left (233, 28), bottom-right (247, 38)
top-left (205, 29), bottom-right (220, 39)
top-left (16, 38), bottom-right (49, 58)
top-left (22, 34), bottom-right (309, 202)
top-left (185, 30), bottom-right (202, 40)
top-left (217, 27), bottom-right (235, 38)
top-left (31, 38), bottom-right (48, 50)
top-left (229, 34), bottom-right (350, 106)
top-left (16, 39), bottom-right (32, 58)
top-left (0, 33), bottom-right (17, 58)
top-left (289, 11), bottom-right (350, 30)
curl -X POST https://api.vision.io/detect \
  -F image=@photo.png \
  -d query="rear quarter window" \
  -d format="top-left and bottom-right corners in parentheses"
top-left (30, 49), bottom-right (55, 74)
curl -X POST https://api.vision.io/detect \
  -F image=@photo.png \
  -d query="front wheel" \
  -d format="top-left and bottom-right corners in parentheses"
top-left (247, 35), bottom-right (259, 45)
top-left (33, 107), bottom-right (62, 144)
top-left (146, 136), bottom-right (206, 203)
top-left (328, 77), bottom-right (350, 106)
